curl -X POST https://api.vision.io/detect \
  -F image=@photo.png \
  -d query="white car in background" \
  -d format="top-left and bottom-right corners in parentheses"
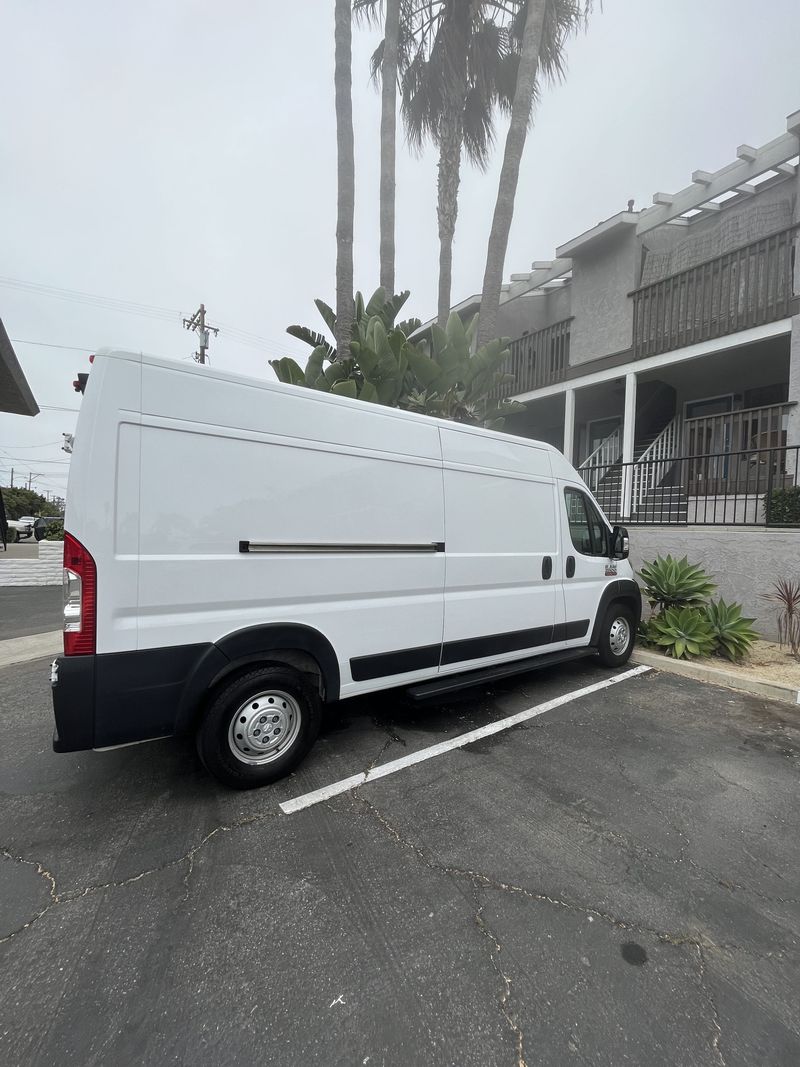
top-left (5, 518), bottom-right (33, 542)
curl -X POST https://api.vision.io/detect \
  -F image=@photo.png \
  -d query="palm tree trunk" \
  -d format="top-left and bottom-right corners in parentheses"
top-left (477, 0), bottom-right (547, 347)
top-left (436, 98), bottom-right (464, 327)
top-left (334, 0), bottom-right (355, 354)
top-left (379, 0), bottom-right (401, 295)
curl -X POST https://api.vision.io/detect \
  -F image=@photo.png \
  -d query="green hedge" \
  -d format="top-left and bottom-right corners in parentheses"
top-left (764, 486), bottom-right (800, 525)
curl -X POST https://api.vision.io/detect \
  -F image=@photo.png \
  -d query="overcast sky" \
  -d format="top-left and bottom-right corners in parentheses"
top-left (1, 0), bottom-right (799, 497)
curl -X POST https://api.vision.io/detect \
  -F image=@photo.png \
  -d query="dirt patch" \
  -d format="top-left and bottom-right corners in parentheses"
top-left (725, 639), bottom-right (800, 688)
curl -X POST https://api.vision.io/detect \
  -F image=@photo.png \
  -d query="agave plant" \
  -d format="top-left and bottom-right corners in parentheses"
top-left (760, 578), bottom-right (800, 658)
top-left (648, 606), bottom-right (717, 660)
top-left (638, 555), bottom-right (716, 613)
top-left (705, 599), bottom-right (758, 662)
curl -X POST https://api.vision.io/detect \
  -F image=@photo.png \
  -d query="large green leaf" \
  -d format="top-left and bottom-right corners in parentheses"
top-left (269, 357), bottom-right (306, 386)
top-left (406, 347), bottom-right (442, 390)
top-left (313, 299), bottom-right (337, 337)
top-left (365, 287), bottom-right (388, 318)
top-left (304, 346), bottom-right (327, 389)
top-left (331, 379), bottom-right (358, 399)
top-left (286, 325), bottom-right (335, 359)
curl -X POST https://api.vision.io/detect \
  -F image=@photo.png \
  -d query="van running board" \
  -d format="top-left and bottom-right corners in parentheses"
top-left (404, 647), bottom-right (598, 702)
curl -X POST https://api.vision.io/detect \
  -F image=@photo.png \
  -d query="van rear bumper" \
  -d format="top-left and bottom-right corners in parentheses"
top-left (51, 643), bottom-right (218, 752)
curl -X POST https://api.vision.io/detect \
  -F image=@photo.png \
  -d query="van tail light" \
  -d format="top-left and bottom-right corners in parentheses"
top-left (63, 533), bottom-right (97, 656)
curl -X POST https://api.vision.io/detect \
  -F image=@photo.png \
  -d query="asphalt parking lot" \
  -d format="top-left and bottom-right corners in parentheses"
top-left (1, 654), bottom-right (799, 1066)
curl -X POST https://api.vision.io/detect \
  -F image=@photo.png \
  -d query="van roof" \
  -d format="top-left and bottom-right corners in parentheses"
top-left (94, 347), bottom-right (568, 461)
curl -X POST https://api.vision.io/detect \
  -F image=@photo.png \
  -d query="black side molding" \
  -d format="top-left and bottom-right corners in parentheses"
top-left (405, 647), bottom-right (597, 702)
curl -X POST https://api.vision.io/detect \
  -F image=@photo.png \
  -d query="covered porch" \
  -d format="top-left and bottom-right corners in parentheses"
top-left (513, 330), bottom-right (798, 524)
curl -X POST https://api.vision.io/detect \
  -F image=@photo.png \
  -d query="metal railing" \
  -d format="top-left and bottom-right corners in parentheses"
top-left (630, 415), bottom-right (681, 515)
top-left (581, 445), bottom-right (800, 526)
top-left (494, 318), bottom-right (571, 398)
top-left (631, 224), bottom-right (798, 359)
top-left (579, 426), bottom-right (621, 491)
top-left (684, 402), bottom-right (793, 458)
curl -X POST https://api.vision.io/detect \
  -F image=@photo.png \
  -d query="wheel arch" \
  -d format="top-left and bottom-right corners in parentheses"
top-left (589, 579), bottom-right (643, 647)
top-left (175, 623), bottom-right (341, 734)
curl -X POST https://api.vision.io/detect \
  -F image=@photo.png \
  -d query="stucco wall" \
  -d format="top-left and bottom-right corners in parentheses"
top-left (569, 230), bottom-right (637, 366)
top-left (498, 284), bottom-right (571, 341)
top-left (0, 541), bottom-right (63, 587)
top-left (629, 526), bottom-right (800, 640)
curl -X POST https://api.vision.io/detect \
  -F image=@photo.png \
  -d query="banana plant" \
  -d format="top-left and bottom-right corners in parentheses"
top-left (284, 287), bottom-right (415, 362)
top-left (403, 312), bottom-right (525, 428)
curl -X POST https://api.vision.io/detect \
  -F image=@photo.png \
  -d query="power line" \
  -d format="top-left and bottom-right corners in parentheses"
top-left (10, 339), bottom-right (97, 353)
top-left (2, 276), bottom-right (293, 355)
top-left (39, 405), bottom-right (81, 413)
top-left (0, 440), bottom-right (63, 449)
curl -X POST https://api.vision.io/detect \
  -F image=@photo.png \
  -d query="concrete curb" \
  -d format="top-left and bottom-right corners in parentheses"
top-left (631, 648), bottom-right (800, 708)
top-left (0, 630), bottom-right (62, 670)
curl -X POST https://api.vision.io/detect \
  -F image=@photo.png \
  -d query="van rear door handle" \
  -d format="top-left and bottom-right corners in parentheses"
top-left (566, 555), bottom-right (575, 578)
top-left (541, 556), bottom-right (552, 580)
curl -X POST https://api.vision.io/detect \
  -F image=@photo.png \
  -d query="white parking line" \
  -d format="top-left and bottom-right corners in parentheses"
top-left (280, 664), bottom-right (652, 814)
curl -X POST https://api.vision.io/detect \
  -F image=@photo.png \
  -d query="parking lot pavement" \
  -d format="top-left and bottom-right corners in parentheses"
top-left (0, 585), bottom-right (62, 640)
top-left (1, 656), bottom-right (799, 1066)
top-left (0, 541), bottom-right (40, 559)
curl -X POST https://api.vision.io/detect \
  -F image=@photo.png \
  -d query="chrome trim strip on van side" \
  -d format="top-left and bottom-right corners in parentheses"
top-left (239, 541), bottom-right (446, 554)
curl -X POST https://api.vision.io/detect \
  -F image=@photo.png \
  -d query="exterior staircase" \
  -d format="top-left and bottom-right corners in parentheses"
top-left (584, 411), bottom-right (688, 523)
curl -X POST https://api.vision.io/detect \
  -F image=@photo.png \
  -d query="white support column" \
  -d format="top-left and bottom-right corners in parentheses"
top-left (563, 388), bottom-right (576, 463)
top-left (620, 372), bottom-right (637, 519)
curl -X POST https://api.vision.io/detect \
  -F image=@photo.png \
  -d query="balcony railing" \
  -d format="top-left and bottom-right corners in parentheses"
top-left (684, 402), bottom-right (793, 461)
top-left (631, 225), bottom-right (798, 359)
top-left (494, 318), bottom-right (571, 398)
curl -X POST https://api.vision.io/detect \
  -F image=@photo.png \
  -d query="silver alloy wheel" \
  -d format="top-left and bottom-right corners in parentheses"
top-left (609, 616), bottom-right (631, 656)
top-left (227, 690), bottom-right (302, 766)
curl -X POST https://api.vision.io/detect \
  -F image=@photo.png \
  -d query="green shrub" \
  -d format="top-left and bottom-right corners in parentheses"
top-left (705, 599), bottom-right (758, 661)
top-left (43, 519), bottom-right (64, 541)
top-left (764, 486), bottom-right (800, 525)
top-left (638, 554), bottom-right (716, 613)
top-left (648, 606), bottom-right (717, 660)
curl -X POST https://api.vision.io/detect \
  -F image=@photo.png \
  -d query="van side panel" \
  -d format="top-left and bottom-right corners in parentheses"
top-left (137, 362), bottom-right (445, 699)
top-left (439, 428), bottom-right (565, 673)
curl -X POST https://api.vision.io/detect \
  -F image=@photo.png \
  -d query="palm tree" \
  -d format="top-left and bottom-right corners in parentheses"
top-left (361, 1), bottom-right (521, 326)
top-left (477, 0), bottom-right (591, 346)
top-left (380, 0), bottom-right (401, 293)
top-left (335, 0), bottom-right (356, 352)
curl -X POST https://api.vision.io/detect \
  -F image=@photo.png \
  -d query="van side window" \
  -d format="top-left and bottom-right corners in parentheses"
top-left (564, 488), bottom-right (608, 557)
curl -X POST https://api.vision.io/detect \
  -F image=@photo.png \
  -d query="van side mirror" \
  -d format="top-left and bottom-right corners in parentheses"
top-left (611, 525), bottom-right (629, 560)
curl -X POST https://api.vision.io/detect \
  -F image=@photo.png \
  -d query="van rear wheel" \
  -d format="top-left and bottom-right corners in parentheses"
top-left (596, 604), bottom-right (635, 668)
top-left (197, 666), bottom-right (321, 789)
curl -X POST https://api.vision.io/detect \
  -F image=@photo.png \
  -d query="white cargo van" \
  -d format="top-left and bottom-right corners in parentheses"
top-left (52, 350), bottom-right (640, 788)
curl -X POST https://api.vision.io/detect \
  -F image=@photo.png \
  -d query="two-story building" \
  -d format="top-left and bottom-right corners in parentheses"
top-left (417, 109), bottom-right (800, 529)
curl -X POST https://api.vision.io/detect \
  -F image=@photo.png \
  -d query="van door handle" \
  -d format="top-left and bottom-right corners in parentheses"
top-left (566, 555), bottom-right (575, 578)
top-left (542, 556), bottom-right (552, 580)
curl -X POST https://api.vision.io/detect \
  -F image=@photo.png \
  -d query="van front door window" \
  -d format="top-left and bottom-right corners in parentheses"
top-left (564, 488), bottom-right (607, 557)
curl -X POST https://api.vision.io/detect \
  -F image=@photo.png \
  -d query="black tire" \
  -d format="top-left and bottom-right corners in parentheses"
top-left (196, 666), bottom-right (322, 789)
top-left (596, 603), bottom-right (635, 668)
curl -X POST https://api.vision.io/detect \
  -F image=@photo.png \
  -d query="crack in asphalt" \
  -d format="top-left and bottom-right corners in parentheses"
top-left (326, 792), bottom-right (751, 1066)
top-left (473, 887), bottom-right (527, 1067)
top-left (695, 944), bottom-right (727, 1067)
top-left (344, 792), bottom-right (718, 949)
top-left (0, 811), bottom-right (279, 945)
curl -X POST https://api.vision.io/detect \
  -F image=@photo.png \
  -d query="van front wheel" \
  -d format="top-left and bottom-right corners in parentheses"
top-left (596, 604), bottom-right (635, 668)
top-left (197, 666), bottom-right (322, 789)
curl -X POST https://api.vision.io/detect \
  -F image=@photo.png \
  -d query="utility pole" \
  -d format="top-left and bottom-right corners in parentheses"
top-left (183, 303), bottom-right (219, 365)
top-left (9, 468), bottom-right (13, 488)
